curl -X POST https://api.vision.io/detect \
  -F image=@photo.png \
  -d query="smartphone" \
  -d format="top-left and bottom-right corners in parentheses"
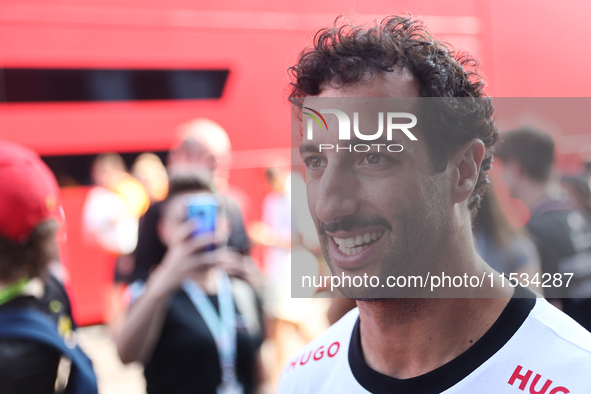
top-left (186, 194), bottom-right (218, 251)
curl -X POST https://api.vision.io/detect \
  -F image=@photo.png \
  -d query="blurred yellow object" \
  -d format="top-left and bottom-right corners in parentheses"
top-left (113, 176), bottom-right (150, 218)
top-left (131, 153), bottom-right (169, 203)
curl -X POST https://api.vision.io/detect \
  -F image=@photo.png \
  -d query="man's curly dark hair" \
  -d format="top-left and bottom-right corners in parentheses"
top-left (288, 15), bottom-right (497, 216)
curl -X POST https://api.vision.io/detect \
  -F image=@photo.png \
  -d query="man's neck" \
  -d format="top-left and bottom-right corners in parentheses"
top-left (356, 295), bottom-right (511, 379)
top-left (354, 250), bottom-right (514, 380)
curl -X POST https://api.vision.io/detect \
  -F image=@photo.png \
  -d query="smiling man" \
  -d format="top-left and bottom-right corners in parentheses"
top-left (297, 92), bottom-right (488, 300)
top-left (277, 15), bottom-right (591, 394)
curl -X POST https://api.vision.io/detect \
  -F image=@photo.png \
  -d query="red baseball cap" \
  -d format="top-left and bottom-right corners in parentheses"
top-left (0, 141), bottom-right (63, 243)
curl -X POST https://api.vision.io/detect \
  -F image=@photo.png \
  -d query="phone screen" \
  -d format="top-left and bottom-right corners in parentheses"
top-left (186, 194), bottom-right (218, 250)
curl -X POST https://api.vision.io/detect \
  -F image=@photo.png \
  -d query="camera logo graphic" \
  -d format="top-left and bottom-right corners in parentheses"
top-left (303, 107), bottom-right (417, 152)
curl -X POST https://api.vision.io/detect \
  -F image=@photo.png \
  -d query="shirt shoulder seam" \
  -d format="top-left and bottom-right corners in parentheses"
top-left (530, 307), bottom-right (591, 356)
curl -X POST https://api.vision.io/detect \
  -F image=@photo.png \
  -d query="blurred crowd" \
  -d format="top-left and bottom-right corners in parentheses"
top-left (81, 118), bottom-right (329, 393)
top-left (1, 119), bottom-right (591, 393)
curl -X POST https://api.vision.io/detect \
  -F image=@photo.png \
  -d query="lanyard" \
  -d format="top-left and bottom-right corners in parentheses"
top-left (0, 278), bottom-right (29, 307)
top-left (182, 272), bottom-right (237, 384)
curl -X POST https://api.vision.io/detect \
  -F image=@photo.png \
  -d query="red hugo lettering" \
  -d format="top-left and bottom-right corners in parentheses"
top-left (286, 342), bottom-right (340, 372)
top-left (508, 365), bottom-right (570, 394)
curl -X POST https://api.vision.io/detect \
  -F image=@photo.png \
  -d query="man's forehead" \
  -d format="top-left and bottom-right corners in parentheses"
top-left (301, 70), bottom-right (421, 124)
top-left (296, 71), bottom-right (424, 155)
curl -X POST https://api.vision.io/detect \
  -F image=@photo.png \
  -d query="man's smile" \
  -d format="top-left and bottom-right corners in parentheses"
top-left (323, 226), bottom-right (388, 270)
top-left (332, 230), bottom-right (385, 256)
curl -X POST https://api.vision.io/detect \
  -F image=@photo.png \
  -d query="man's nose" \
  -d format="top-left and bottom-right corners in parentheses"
top-left (314, 164), bottom-right (359, 225)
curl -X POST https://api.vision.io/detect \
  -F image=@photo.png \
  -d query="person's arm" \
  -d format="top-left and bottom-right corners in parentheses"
top-left (115, 221), bottom-right (216, 365)
top-left (108, 204), bottom-right (163, 340)
top-left (115, 276), bottom-right (174, 364)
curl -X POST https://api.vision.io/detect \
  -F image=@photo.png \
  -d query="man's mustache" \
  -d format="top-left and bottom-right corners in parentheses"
top-left (320, 215), bottom-right (392, 234)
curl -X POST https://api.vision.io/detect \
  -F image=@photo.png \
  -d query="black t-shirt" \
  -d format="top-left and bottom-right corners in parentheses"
top-left (0, 274), bottom-right (74, 394)
top-left (143, 286), bottom-right (263, 394)
top-left (126, 197), bottom-right (250, 283)
top-left (526, 198), bottom-right (591, 330)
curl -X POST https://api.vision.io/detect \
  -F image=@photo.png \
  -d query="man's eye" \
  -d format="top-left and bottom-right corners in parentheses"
top-left (305, 157), bottom-right (324, 168)
top-left (364, 154), bottom-right (382, 165)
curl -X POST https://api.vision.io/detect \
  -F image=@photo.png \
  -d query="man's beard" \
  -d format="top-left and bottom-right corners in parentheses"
top-left (318, 186), bottom-right (448, 300)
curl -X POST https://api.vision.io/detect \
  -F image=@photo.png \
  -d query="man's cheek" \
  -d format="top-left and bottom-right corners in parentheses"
top-left (306, 184), bottom-right (320, 221)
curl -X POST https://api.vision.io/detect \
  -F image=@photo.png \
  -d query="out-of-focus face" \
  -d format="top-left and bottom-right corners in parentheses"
top-left (91, 162), bottom-right (118, 188)
top-left (500, 160), bottom-right (521, 199)
top-left (300, 71), bottom-right (453, 298)
top-left (159, 193), bottom-right (188, 246)
top-left (267, 169), bottom-right (289, 193)
top-left (167, 139), bottom-right (217, 185)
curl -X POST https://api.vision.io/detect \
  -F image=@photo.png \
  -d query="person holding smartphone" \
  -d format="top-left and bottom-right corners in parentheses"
top-left (115, 173), bottom-right (264, 394)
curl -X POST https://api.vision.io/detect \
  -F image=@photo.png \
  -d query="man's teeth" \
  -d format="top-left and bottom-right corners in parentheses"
top-left (333, 231), bottom-right (384, 256)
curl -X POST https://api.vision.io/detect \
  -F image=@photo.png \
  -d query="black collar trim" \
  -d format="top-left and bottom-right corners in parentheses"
top-left (348, 286), bottom-right (536, 394)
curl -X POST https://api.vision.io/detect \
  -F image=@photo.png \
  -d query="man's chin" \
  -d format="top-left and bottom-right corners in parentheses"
top-left (348, 296), bottom-right (385, 302)
top-left (333, 273), bottom-right (432, 299)
top-left (336, 284), bottom-right (415, 300)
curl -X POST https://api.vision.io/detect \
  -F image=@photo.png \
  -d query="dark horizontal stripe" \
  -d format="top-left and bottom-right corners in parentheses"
top-left (1, 68), bottom-right (228, 102)
top-left (41, 151), bottom-right (168, 187)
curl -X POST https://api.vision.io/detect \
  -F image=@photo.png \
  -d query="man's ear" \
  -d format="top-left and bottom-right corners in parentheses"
top-left (451, 139), bottom-right (485, 204)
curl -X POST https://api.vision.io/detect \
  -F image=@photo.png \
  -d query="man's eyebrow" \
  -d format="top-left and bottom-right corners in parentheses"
top-left (299, 143), bottom-right (319, 155)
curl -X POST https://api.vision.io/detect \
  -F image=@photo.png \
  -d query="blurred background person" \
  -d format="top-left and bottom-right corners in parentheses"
top-left (249, 167), bottom-right (292, 305)
top-left (107, 152), bottom-right (170, 335)
top-left (0, 141), bottom-right (97, 394)
top-left (82, 153), bottom-right (150, 256)
top-left (116, 174), bottom-right (264, 394)
top-left (562, 175), bottom-right (591, 217)
top-left (115, 118), bottom-right (265, 388)
top-left (473, 185), bottom-right (542, 291)
top-left (82, 153), bottom-right (151, 331)
top-left (131, 153), bottom-right (169, 205)
top-left (130, 119), bottom-right (256, 287)
top-left (249, 167), bottom-right (291, 387)
top-left (250, 168), bottom-right (326, 387)
top-left (112, 152), bottom-right (169, 284)
top-left (170, 118), bottom-right (252, 219)
top-left (497, 126), bottom-right (591, 331)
